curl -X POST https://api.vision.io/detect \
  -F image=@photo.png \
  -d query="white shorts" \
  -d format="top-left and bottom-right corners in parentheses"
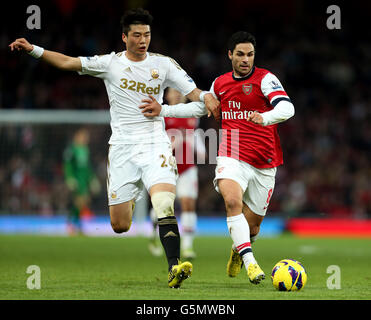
top-left (213, 156), bottom-right (276, 216)
top-left (107, 143), bottom-right (178, 206)
top-left (176, 166), bottom-right (198, 199)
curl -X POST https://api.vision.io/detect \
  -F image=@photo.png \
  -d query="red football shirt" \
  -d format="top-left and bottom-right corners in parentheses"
top-left (212, 66), bottom-right (290, 168)
top-left (165, 117), bottom-right (198, 174)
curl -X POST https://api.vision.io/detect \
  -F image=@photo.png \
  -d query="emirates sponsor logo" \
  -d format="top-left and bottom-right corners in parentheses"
top-left (222, 110), bottom-right (256, 120)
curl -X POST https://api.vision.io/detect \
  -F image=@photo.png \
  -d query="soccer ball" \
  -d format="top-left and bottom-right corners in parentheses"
top-left (271, 259), bottom-right (307, 291)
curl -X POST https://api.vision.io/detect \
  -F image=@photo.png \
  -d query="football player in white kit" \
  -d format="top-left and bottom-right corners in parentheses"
top-left (9, 8), bottom-right (220, 289)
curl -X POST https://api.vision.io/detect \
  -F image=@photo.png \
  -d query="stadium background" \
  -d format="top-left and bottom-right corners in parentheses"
top-left (0, 0), bottom-right (370, 237)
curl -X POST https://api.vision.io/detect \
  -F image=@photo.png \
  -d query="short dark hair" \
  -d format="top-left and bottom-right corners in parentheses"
top-left (120, 8), bottom-right (153, 35)
top-left (227, 31), bottom-right (256, 53)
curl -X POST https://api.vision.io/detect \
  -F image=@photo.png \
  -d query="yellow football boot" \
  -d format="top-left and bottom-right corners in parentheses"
top-left (168, 261), bottom-right (193, 288)
top-left (247, 263), bottom-right (265, 284)
top-left (226, 248), bottom-right (243, 277)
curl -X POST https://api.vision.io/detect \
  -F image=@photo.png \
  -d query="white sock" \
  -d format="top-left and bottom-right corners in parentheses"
top-left (233, 234), bottom-right (258, 249)
top-left (227, 213), bottom-right (256, 266)
top-left (180, 211), bottom-right (197, 250)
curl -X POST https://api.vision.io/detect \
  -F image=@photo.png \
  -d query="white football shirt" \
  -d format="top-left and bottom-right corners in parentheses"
top-left (78, 51), bottom-right (196, 144)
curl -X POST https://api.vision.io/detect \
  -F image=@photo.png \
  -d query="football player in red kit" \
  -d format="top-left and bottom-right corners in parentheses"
top-left (149, 88), bottom-right (206, 259)
top-left (140, 31), bottom-right (295, 284)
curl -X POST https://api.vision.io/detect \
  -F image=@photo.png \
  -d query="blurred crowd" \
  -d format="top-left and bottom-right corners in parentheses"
top-left (0, 0), bottom-right (370, 217)
top-left (0, 125), bottom-right (110, 215)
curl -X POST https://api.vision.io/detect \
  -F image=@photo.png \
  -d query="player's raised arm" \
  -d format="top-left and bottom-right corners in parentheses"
top-left (186, 88), bottom-right (220, 121)
top-left (140, 95), bottom-right (207, 118)
top-left (9, 38), bottom-right (82, 72)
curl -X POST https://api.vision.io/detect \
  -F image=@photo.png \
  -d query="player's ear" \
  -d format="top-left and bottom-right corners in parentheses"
top-left (122, 33), bottom-right (127, 45)
top-left (228, 50), bottom-right (233, 61)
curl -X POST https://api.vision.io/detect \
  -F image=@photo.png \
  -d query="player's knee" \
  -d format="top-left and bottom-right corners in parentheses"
top-left (224, 196), bottom-right (243, 213)
top-left (109, 201), bottom-right (134, 233)
top-left (151, 191), bottom-right (176, 219)
top-left (180, 197), bottom-right (196, 212)
top-left (111, 220), bottom-right (131, 233)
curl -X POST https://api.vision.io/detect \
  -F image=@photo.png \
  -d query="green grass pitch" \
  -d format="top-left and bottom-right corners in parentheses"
top-left (0, 233), bottom-right (370, 300)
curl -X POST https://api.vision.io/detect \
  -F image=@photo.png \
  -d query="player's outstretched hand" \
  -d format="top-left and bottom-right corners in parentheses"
top-left (9, 38), bottom-right (33, 53)
top-left (247, 111), bottom-right (264, 125)
top-left (139, 95), bottom-right (161, 117)
top-left (204, 94), bottom-right (221, 122)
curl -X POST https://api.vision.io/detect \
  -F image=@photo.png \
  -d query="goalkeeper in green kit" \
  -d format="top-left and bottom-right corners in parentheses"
top-left (63, 128), bottom-right (101, 234)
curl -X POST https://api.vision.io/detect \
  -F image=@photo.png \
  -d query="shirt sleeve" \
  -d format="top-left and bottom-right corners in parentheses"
top-left (261, 72), bottom-right (291, 107)
top-left (160, 101), bottom-right (207, 118)
top-left (77, 52), bottom-right (115, 79)
top-left (209, 80), bottom-right (218, 98)
top-left (163, 57), bottom-right (197, 96)
top-left (261, 99), bottom-right (295, 126)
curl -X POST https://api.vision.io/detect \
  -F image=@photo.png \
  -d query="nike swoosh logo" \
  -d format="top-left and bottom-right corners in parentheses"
top-left (219, 91), bottom-right (226, 95)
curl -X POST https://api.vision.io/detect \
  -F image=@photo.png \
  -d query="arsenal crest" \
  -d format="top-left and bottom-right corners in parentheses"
top-left (242, 83), bottom-right (253, 95)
